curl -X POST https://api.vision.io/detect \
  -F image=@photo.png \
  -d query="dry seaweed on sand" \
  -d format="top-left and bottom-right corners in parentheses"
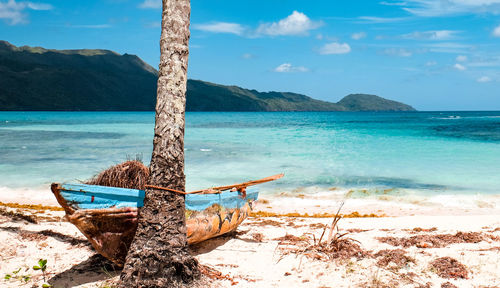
top-left (85, 160), bottom-right (149, 190)
top-left (0, 207), bottom-right (38, 224)
top-left (18, 229), bottom-right (48, 241)
top-left (377, 231), bottom-right (488, 248)
top-left (411, 227), bottom-right (438, 233)
top-left (199, 264), bottom-right (238, 286)
top-left (475, 246), bottom-right (500, 252)
top-left (251, 232), bottom-right (264, 242)
top-left (0, 201), bottom-right (64, 212)
top-left (431, 257), bottom-right (468, 279)
top-left (357, 275), bottom-right (428, 288)
top-left (309, 223), bottom-right (327, 229)
top-left (275, 202), bottom-right (369, 261)
top-left (374, 249), bottom-right (415, 270)
top-left (249, 218), bottom-right (283, 227)
top-left (273, 233), bottom-right (310, 245)
top-left (347, 228), bottom-right (370, 233)
top-left (397, 272), bottom-right (432, 288)
top-left (311, 202), bottom-right (368, 260)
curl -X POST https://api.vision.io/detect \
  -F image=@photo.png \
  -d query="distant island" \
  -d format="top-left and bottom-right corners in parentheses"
top-left (0, 41), bottom-right (416, 112)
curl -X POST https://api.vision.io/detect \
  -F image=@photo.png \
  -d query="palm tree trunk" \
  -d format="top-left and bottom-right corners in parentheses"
top-left (119, 0), bottom-right (199, 286)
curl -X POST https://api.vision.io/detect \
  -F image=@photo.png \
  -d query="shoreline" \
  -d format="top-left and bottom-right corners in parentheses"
top-left (1, 184), bottom-right (499, 217)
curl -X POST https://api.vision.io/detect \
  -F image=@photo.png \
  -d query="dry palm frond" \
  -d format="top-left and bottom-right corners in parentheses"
top-left (85, 160), bottom-right (150, 190)
top-left (276, 201), bottom-right (368, 261)
top-left (309, 201), bottom-right (365, 260)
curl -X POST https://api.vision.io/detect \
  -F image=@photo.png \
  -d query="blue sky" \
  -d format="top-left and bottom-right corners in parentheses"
top-left (1, 0), bottom-right (500, 110)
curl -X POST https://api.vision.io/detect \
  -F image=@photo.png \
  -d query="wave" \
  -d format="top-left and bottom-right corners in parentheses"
top-left (430, 115), bottom-right (500, 120)
top-left (431, 116), bottom-right (461, 120)
top-left (260, 185), bottom-right (500, 210)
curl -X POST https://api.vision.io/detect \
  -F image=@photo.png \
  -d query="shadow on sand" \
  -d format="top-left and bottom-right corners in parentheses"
top-left (46, 228), bottom-right (255, 286)
top-left (48, 254), bottom-right (120, 288)
top-left (189, 228), bottom-right (259, 256)
top-left (0, 226), bottom-right (90, 246)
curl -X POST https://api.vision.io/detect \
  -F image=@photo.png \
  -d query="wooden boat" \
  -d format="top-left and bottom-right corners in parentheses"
top-left (51, 174), bottom-right (282, 266)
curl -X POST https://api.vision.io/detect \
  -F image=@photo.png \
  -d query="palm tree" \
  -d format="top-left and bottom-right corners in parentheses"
top-left (119, 0), bottom-right (199, 286)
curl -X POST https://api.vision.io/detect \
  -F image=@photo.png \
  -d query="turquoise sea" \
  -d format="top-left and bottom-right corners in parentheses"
top-left (0, 111), bottom-right (499, 208)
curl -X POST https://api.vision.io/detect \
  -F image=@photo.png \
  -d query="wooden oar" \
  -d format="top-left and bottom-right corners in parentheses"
top-left (189, 173), bottom-right (284, 194)
top-left (145, 173), bottom-right (284, 195)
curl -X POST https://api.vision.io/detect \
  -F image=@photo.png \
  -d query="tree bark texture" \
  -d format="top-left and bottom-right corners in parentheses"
top-left (119, 0), bottom-right (199, 286)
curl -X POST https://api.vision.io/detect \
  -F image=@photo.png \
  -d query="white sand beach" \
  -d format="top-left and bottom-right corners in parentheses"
top-left (1, 194), bottom-right (499, 288)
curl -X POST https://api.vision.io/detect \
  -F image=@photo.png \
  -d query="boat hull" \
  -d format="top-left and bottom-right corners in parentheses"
top-left (51, 183), bottom-right (257, 266)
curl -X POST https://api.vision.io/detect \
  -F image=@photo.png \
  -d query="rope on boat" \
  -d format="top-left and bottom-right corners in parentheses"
top-left (144, 185), bottom-right (224, 195)
top-left (144, 185), bottom-right (192, 194)
top-left (144, 173), bottom-right (284, 196)
top-left (143, 185), bottom-right (241, 196)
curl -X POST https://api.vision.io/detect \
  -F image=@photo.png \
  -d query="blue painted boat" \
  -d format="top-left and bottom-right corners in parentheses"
top-left (51, 174), bottom-right (282, 265)
top-left (52, 183), bottom-right (258, 211)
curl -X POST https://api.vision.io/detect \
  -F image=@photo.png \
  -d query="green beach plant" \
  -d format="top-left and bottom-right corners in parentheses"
top-left (33, 259), bottom-right (51, 287)
top-left (4, 267), bottom-right (30, 283)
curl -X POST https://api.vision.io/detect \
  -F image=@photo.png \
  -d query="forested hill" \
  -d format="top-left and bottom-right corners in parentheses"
top-left (0, 41), bottom-right (416, 112)
top-left (337, 93), bottom-right (416, 112)
top-left (186, 80), bottom-right (344, 111)
top-left (0, 41), bottom-right (157, 111)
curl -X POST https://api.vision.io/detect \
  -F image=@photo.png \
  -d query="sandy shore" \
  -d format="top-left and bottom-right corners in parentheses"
top-left (1, 195), bottom-right (499, 287)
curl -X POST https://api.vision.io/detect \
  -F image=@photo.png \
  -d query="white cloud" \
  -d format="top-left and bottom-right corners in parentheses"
top-left (25, 2), bottom-right (50, 10)
top-left (383, 48), bottom-right (412, 57)
top-left (477, 76), bottom-right (492, 82)
top-left (425, 61), bottom-right (437, 66)
top-left (424, 42), bottom-right (472, 54)
top-left (273, 63), bottom-right (309, 73)
top-left (0, 0), bottom-right (52, 25)
top-left (194, 11), bottom-right (321, 38)
top-left (193, 22), bottom-right (245, 35)
top-left (453, 63), bottom-right (466, 71)
top-left (402, 30), bottom-right (458, 40)
top-left (402, 0), bottom-right (500, 17)
top-left (357, 16), bottom-right (408, 23)
top-left (456, 55), bottom-right (467, 62)
top-left (145, 21), bottom-right (160, 28)
top-left (242, 53), bottom-right (254, 59)
top-left (380, 1), bottom-right (408, 6)
top-left (139, 0), bottom-right (160, 9)
top-left (70, 24), bottom-right (111, 29)
top-left (319, 42), bottom-right (351, 55)
top-left (256, 11), bottom-right (322, 36)
top-left (468, 56), bottom-right (500, 67)
top-left (351, 32), bottom-right (367, 40)
top-left (493, 25), bottom-right (500, 37)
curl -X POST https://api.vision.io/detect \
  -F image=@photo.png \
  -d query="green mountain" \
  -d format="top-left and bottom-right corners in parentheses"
top-left (186, 80), bottom-right (344, 111)
top-left (0, 41), bottom-right (416, 112)
top-left (0, 41), bottom-right (157, 111)
top-left (337, 93), bottom-right (416, 112)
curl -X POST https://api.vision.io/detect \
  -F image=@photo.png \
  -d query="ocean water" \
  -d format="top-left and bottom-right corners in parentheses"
top-left (0, 111), bottom-right (499, 208)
